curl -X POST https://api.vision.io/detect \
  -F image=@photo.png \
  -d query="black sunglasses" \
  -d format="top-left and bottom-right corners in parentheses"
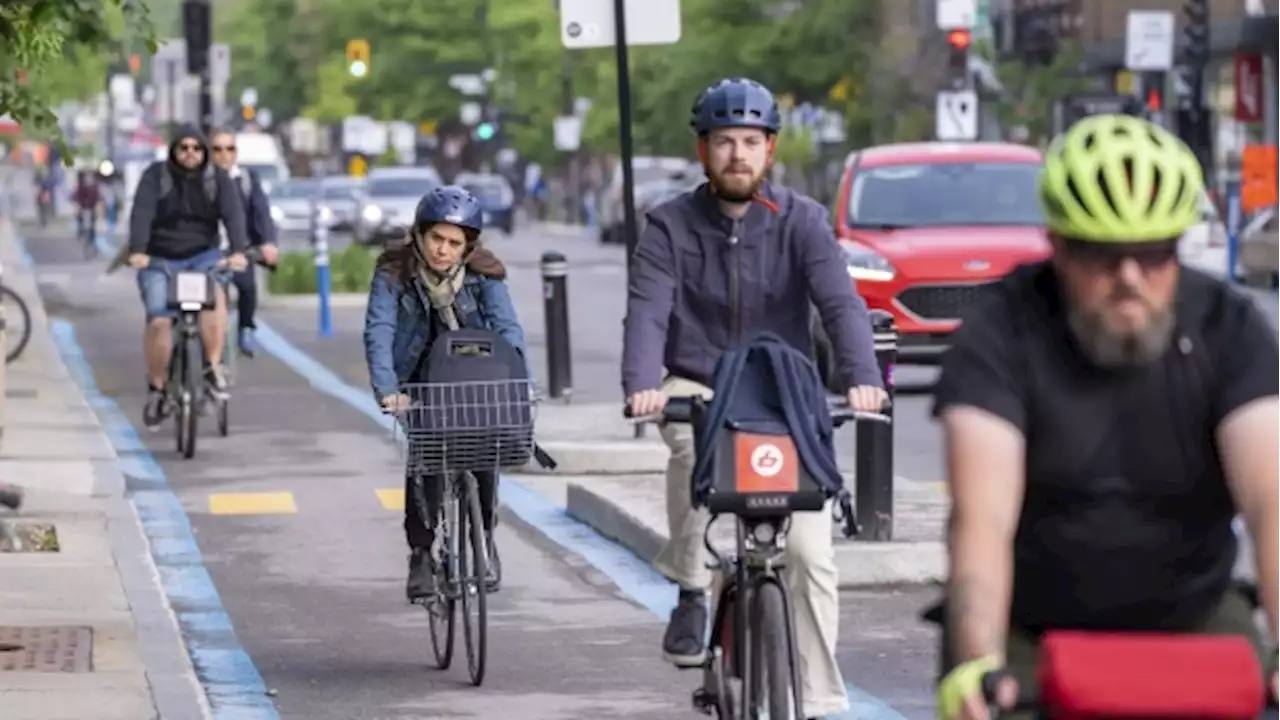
top-left (1061, 238), bottom-right (1179, 271)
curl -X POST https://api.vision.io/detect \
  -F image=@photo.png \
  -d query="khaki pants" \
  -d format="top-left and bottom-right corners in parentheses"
top-left (651, 376), bottom-right (848, 718)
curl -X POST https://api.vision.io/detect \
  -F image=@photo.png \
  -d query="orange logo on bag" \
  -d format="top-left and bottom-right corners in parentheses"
top-left (732, 432), bottom-right (799, 494)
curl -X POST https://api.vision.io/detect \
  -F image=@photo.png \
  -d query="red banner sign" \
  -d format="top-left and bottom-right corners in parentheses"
top-left (1234, 53), bottom-right (1263, 123)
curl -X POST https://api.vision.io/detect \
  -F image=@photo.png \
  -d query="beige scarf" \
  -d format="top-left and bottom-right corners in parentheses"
top-left (414, 241), bottom-right (467, 329)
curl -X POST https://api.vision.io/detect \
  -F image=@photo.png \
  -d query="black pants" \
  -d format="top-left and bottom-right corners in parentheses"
top-left (404, 471), bottom-right (498, 549)
top-left (231, 268), bottom-right (257, 330)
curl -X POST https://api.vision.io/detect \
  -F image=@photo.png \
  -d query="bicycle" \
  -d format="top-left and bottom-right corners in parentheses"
top-left (627, 395), bottom-right (890, 719)
top-left (217, 257), bottom-right (274, 437)
top-left (0, 266), bottom-right (33, 363)
top-left (386, 378), bottom-right (540, 687)
top-left (77, 207), bottom-right (98, 260)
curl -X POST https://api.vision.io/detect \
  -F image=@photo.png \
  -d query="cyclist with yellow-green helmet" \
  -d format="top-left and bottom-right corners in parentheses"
top-left (928, 114), bottom-right (1278, 719)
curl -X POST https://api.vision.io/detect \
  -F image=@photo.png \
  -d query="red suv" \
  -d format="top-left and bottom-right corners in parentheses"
top-left (830, 142), bottom-right (1051, 364)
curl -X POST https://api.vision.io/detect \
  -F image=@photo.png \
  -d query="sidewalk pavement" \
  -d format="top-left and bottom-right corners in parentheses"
top-left (0, 217), bottom-right (208, 719)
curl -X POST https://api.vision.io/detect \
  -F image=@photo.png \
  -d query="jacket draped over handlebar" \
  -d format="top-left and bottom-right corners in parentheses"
top-left (363, 257), bottom-right (531, 401)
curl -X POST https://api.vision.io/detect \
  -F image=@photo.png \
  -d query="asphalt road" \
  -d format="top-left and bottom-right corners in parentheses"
top-left (22, 221), bottom-right (939, 720)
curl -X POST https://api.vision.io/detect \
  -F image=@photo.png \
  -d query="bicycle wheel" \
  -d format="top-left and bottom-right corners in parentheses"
top-left (751, 581), bottom-right (794, 719)
top-left (172, 343), bottom-right (189, 454)
top-left (216, 397), bottom-right (229, 437)
top-left (1, 285), bottom-right (32, 363)
top-left (427, 477), bottom-right (456, 670)
top-left (181, 334), bottom-right (202, 459)
top-left (458, 472), bottom-right (488, 686)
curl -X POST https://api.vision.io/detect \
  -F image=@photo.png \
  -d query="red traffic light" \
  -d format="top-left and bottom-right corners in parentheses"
top-left (947, 29), bottom-right (972, 49)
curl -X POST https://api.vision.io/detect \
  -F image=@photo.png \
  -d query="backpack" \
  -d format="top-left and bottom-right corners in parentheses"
top-left (691, 332), bottom-right (846, 517)
top-left (158, 164), bottom-right (252, 205)
top-left (404, 326), bottom-right (535, 473)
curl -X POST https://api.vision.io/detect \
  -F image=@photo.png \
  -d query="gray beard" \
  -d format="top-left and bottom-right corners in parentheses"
top-left (1066, 303), bottom-right (1176, 368)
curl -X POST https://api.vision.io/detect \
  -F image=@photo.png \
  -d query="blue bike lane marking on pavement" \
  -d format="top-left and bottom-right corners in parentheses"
top-left (50, 318), bottom-right (281, 720)
top-left (252, 322), bottom-right (908, 720)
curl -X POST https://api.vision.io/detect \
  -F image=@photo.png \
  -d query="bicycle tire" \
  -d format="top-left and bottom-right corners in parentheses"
top-left (458, 472), bottom-right (488, 686)
top-left (181, 334), bottom-right (202, 459)
top-left (216, 398), bottom-right (229, 437)
top-left (427, 479), bottom-right (456, 670)
top-left (751, 581), bottom-right (793, 719)
top-left (1, 285), bottom-right (32, 364)
top-left (172, 342), bottom-right (188, 454)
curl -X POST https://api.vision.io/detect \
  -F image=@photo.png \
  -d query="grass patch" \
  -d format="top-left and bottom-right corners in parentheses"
top-left (267, 245), bottom-right (379, 294)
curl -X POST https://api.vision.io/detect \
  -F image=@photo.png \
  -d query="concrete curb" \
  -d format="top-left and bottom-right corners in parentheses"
top-left (528, 439), bottom-right (669, 475)
top-left (564, 481), bottom-right (946, 588)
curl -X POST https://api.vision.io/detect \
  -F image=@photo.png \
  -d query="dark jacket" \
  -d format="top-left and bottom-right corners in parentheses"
top-left (127, 124), bottom-right (249, 259)
top-left (622, 181), bottom-right (881, 397)
top-left (691, 333), bottom-right (844, 504)
top-left (233, 166), bottom-right (276, 247)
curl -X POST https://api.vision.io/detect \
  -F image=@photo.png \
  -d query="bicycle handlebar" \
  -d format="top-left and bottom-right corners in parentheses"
top-left (624, 395), bottom-right (891, 426)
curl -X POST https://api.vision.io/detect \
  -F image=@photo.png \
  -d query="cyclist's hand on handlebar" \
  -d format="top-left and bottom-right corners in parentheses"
top-left (937, 656), bottom-right (1011, 720)
top-left (127, 253), bottom-right (149, 269)
top-left (226, 253), bottom-right (248, 271)
top-left (379, 393), bottom-right (411, 413)
top-left (627, 389), bottom-right (667, 417)
top-left (847, 385), bottom-right (888, 413)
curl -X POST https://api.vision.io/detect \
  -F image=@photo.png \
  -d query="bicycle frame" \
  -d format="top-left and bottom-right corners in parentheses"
top-left (698, 514), bottom-right (805, 718)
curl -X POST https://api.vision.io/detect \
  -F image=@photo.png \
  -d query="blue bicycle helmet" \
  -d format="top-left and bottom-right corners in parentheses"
top-left (690, 77), bottom-right (783, 135)
top-left (413, 185), bottom-right (484, 233)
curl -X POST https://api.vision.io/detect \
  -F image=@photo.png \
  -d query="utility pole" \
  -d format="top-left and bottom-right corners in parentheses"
top-left (1178, 0), bottom-right (1212, 178)
top-left (182, 0), bottom-right (213, 136)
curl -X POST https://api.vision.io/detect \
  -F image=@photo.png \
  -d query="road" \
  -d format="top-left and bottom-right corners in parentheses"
top-left (21, 221), bottom-right (938, 720)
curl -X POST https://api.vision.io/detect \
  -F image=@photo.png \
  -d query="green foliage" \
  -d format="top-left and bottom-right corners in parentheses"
top-left (268, 245), bottom-right (378, 294)
top-left (0, 0), bottom-right (156, 158)
top-left (990, 43), bottom-right (1093, 143)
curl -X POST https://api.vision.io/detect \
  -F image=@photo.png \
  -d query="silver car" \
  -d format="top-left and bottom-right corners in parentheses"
top-left (268, 179), bottom-right (323, 235)
top-left (354, 167), bottom-right (443, 245)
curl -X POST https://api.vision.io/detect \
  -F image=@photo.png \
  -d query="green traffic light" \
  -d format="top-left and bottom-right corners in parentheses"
top-left (476, 123), bottom-right (495, 140)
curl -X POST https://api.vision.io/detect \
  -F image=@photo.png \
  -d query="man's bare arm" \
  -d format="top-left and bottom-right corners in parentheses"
top-left (1217, 396), bottom-right (1279, 640)
top-left (943, 406), bottom-right (1027, 662)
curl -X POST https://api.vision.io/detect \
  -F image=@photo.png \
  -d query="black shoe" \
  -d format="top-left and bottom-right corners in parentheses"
top-left (143, 387), bottom-right (167, 431)
top-left (407, 548), bottom-right (436, 601)
top-left (662, 591), bottom-right (708, 667)
top-left (484, 531), bottom-right (501, 592)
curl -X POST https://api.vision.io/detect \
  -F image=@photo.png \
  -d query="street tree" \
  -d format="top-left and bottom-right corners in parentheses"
top-left (0, 0), bottom-right (155, 155)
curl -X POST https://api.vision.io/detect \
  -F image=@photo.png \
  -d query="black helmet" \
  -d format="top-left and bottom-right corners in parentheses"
top-left (413, 185), bottom-right (484, 233)
top-left (690, 77), bottom-right (782, 136)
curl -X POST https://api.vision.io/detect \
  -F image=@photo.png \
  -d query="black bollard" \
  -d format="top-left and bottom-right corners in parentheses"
top-left (540, 251), bottom-right (573, 400)
top-left (854, 310), bottom-right (898, 542)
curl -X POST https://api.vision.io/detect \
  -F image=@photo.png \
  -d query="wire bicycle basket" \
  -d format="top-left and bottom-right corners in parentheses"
top-left (393, 379), bottom-right (537, 475)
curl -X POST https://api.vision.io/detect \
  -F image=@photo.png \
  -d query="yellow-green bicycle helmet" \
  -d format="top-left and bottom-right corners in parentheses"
top-left (1038, 114), bottom-right (1204, 242)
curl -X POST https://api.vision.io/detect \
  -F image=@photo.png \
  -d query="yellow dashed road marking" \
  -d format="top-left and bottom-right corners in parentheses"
top-left (375, 488), bottom-right (405, 510)
top-left (208, 492), bottom-right (297, 515)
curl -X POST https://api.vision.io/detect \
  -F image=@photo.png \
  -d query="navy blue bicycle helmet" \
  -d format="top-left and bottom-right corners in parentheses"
top-left (413, 185), bottom-right (484, 233)
top-left (690, 77), bottom-right (783, 136)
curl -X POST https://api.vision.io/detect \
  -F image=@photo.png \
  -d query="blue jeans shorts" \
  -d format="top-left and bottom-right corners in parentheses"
top-left (137, 247), bottom-right (229, 321)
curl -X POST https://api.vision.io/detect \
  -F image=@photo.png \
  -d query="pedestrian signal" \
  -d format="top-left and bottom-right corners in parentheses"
top-left (346, 38), bottom-right (370, 78)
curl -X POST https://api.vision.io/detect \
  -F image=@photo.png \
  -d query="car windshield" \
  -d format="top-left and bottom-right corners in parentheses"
top-left (323, 182), bottom-right (360, 199)
top-left (368, 176), bottom-right (437, 197)
top-left (461, 179), bottom-right (508, 202)
top-left (244, 164), bottom-right (281, 183)
top-left (847, 161), bottom-right (1044, 228)
top-left (270, 181), bottom-right (319, 199)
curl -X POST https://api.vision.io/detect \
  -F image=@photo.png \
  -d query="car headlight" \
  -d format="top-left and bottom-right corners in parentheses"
top-left (317, 205), bottom-right (334, 222)
top-left (842, 243), bottom-right (895, 281)
top-left (270, 206), bottom-right (284, 223)
top-left (361, 204), bottom-right (382, 223)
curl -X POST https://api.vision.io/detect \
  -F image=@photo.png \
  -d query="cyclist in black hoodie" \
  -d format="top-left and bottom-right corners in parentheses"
top-left (127, 124), bottom-right (250, 430)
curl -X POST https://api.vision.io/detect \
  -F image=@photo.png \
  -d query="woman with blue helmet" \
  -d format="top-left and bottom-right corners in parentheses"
top-left (363, 184), bottom-right (531, 600)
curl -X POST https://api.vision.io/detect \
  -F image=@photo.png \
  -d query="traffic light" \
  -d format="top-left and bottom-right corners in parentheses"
top-left (945, 29), bottom-right (971, 90)
top-left (346, 38), bottom-right (370, 78)
top-left (182, 1), bottom-right (211, 74)
top-left (475, 122), bottom-right (496, 141)
top-left (1182, 0), bottom-right (1209, 69)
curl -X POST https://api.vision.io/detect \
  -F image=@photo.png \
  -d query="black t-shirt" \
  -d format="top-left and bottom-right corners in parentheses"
top-left (932, 261), bottom-right (1278, 632)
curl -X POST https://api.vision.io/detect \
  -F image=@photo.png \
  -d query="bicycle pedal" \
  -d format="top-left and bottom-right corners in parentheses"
top-left (691, 689), bottom-right (717, 715)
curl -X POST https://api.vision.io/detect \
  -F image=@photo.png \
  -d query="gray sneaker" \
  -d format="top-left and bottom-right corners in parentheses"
top-left (662, 592), bottom-right (708, 667)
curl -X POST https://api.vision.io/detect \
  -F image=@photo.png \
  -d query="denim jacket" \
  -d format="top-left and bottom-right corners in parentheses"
top-left (363, 267), bottom-right (532, 400)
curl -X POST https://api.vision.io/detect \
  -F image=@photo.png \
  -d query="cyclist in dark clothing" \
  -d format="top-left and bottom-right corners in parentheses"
top-left (126, 124), bottom-right (250, 430)
top-left (209, 129), bottom-right (278, 357)
top-left (72, 171), bottom-right (101, 248)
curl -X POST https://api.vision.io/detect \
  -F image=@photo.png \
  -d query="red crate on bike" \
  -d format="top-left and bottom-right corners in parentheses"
top-left (1037, 631), bottom-right (1265, 719)
top-left (705, 419), bottom-right (828, 517)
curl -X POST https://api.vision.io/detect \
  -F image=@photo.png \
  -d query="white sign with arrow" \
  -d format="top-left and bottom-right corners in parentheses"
top-left (936, 89), bottom-right (978, 140)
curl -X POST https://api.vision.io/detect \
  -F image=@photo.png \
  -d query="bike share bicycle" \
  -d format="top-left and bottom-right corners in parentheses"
top-left (629, 395), bottom-right (889, 719)
top-left (152, 247), bottom-right (270, 458)
top-left (0, 261), bottom-right (33, 363)
top-left (384, 328), bottom-right (556, 686)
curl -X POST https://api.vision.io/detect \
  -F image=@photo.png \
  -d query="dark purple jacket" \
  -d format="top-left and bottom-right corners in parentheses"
top-left (622, 181), bottom-right (882, 396)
